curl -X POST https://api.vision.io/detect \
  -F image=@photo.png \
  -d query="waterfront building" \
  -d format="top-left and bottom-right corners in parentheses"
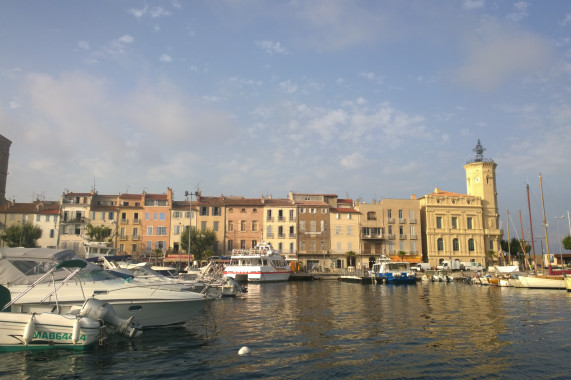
top-left (140, 189), bottom-right (173, 259)
top-left (59, 192), bottom-right (96, 254)
top-left (355, 196), bottom-right (423, 269)
top-left (330, 198), bottom-right (360, 270)
top-left (420, 140), bottom-right (502, 268)
top-left (34, 202), bottom-right (60, 248)
top-left (116, 193), bottom-right (143, 256)
top-left (262, 196), bottom-right (297, 259)
top-left (288, 192), bottom-right (332, 271)
top-left (0, 134), bottom-right (10, 205)
top-left (223, 196), bottom-right (264, 253)
top-left (193, 193), bottom-right (225, 255)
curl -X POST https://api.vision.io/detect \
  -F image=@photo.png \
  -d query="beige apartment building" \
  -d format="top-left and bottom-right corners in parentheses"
top-left (194, 194), bottom-right (225, 255)
top-left (330, 198), bottom-right (360, 270)
top-left (354, 196), bottom-right (423, 269)
top-left (59, 192), bottom-right (96, 254)
top-left (420, 140), bottom-right (502, 268)
top-left (116, 193), bottom-right (143, 256)
top-left (263, 197), bottom-right (297, 258)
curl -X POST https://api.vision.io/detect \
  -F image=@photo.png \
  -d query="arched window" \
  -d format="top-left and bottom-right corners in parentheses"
top-left (468, 238), bottom-right (475, 252)
top-left (453, 238), bottom-right (459, 251)
top-left (437, 238), bottom-right (444, 251)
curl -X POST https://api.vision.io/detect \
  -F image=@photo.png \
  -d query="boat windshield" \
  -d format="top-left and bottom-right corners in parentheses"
top-left (79, 269), bottom-right (120, 281)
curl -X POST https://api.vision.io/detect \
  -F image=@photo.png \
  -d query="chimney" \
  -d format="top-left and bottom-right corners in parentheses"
top-left (434, 188), bottom-right (440, 194)
top-left (411, 194), bottom-right (416, 200)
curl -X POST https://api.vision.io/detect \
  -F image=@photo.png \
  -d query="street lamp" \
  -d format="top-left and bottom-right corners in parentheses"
top-left (185, 190), bottom-right (199, 268)
top-left (555, 215), bottom-right (565, 276)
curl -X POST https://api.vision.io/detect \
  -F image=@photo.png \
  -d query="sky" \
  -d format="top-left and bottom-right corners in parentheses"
top-left (1, 0), bottom-right (570, 252)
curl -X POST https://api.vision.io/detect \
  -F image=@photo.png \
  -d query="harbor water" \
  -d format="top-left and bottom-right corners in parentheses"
top-left (1, 280), bottom-right (571, 379)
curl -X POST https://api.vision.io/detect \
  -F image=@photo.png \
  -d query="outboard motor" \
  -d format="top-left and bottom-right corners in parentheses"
top-left (79, 299), bottom-right (141, 338)
top-left (225, 276), bottom-right (247, 294)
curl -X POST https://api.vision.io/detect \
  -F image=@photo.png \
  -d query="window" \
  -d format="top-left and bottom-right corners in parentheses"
top-left (300, 240), bottom-right (306, 251)
top-left (154, 213), bottom-right (158, 220)
top-left (336, 213), bottom-right (340, 219)
top-left (289, 210), bottom-right (295, 220)
top-left (468, 238), bottom-right (475, 252)
top-left (133, 228), bottom-right (138, 237)
top-left (453, 238), bottom-right (459, 251)
top-left (49, 229), bottom-right (54, 238)
top-left (489, 240), bottom-right (494, 250)
top-left (200, 207), bottom-right (209, 216)
top-left (467, 217), bottom-right (473, 229)
top-left (173, 211), bottom-right (181, 218)
top-left (310, 208), bottom-right (316, 214)
top-left (337, 242), bottom-right (342, 251)
top-left (399, 225), bottom-right (404, 235)
top-left (367, 212), bottom-right (376, 220)
top-left (240, 240), bottom-right (246, 249)
top-left (36, 215), bottom-right (40, 222)
top-left (388, 225), bottom-right (393, 235)
top-left (267, 225), bottom-right (272, 236)
top-left (240, 221), bottom-right (246, 232)
top-left (228, 241), bottom-right (233, 251)
top-left (321, 221), bottom-right (325, 231)
top-left (252, 240), bottom-right (257, 248)
top-left (146, 241), bottom-right (152, 250)
top-left (336, 226), bottom-right (341, 235)
top-left (310, 240), bottom-right (316, 251)
top-left (400, 241), bottom-right (405, 251)
top-left (410, 225), bottom-right (415, 235)
top-left (46, 215), bottom-right (51, 222)
top-left (132, 244), bottom-right (137, 252)
top-left (120, 227), bottom-right (126, 237)
top-left (310, 221), bottom-right (316, 232)
top-left (278, 226), bottom-right (284, 236)
top-left (160, 213), bottom-right (166, 221)
top-left (241, 208), bottom-right (246, 213)
top-left (436, 216), bottom-right (442, 229)
top-left (437, 238), bottom-right (444, 251)
top-left (201, 221), bottom-right (207, 230)
top-left (347, 214), bottom-right (351, 219)
top-left (321, 240), bottom-right (326, 250)
top-left (147, 226), bottom-right (153, 235)
top-left (321, 208), bottom-right (328, 214)
top-left (145, 213), bottom-right (149, 221)
top-left (213, 207), bottom-right (221, 216)
top-left (451, 217), bottom-right (458, 229)
top-left (252, 221), bottom-right (258, 231)
top-left (347, 226), bottom-right (352, 235)
top-left (398, 210), bottom-right (403, 219)
top-left (388, 209), bottom-right (392, 218)
top-left (227, 221), bottom-right (233, 231)
top-left (410, 241), bottom-right (416, 252)
top-left (157, 227), bottom-right (167, 236)
top-left (299, 221), bottom-right (305, 231)
top-left (289, 226), bottom-right (294, 236)
top-left (213, 221), bottom-right (219, 231)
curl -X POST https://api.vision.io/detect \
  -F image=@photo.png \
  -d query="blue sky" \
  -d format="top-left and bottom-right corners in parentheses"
top-left (1, 1), bottom-right (570, 251)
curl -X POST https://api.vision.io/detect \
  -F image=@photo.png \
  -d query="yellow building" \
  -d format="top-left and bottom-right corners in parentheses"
top-left (420, 140), bottom-right (502, 268)
top-left (330, 198), bottom-right (360, 270)
top-left (263, 197), bottom-right (297, 258)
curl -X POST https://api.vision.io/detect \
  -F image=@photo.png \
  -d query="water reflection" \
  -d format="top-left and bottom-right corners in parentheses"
top-left (2, 282), bottom-right (570, 379)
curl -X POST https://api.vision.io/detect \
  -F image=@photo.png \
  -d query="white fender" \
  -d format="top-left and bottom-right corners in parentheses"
top-left (72, 318), bottom-right (80, 344)
top-left (23, 314), bottom-right (35, 345)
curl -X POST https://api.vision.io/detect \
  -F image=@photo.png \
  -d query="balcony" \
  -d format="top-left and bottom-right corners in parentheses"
top-left (410, 234), bottom-right (417, 240)
top-left (278, 233), bottom-right (286, 239)
top-left (120, 219), bottom-right (129, 224)
top-left (388, 234), bottom-right (396, 240)
top-left (266, 217), bottom-right (274, 222)
top-left (388, 218), bottom-right (395, 224)
top-left (399, 234), bottom-right (407, 240)
top-left (409, 217), bottom-right (417, 224)
top-left (278, 216), bottom-right (286, 222)
top-left (119, 235), bottom-right (128, 241)
top-left (361, 233), bottom-right (384, 239)
top-left (289, 233), bottom-right (296, 238)
top-left (266, 233), bottom-right (274, 238)
top-left (289, 217), bottom-right (296, 222)
top-left (133, 219), bottom-right (141, 224)
top-left (132, 235), bottom-right (141, 241)
top-left (399, 218), bottom-right (406, 224)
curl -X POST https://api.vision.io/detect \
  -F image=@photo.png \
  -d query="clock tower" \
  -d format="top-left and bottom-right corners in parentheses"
top-left (464, 140), bottom-right (502, 255)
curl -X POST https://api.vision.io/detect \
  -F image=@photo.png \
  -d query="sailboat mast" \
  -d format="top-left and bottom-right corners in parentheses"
top-left (519, 209), bottom-right (529, 271)
top-left (539, 173), bottom-right (550, 271)
top-left (506, 210), bottom-right (511, 265)
top-left (527, 184), bottom-right (537, 271)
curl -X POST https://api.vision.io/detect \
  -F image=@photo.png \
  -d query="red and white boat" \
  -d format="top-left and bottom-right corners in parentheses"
top-left (224, 242), bottom-right (291, 282)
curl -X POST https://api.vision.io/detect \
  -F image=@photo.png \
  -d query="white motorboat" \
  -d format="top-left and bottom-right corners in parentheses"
top-left (83, 240), bottom-right (119, 259)
top-left (224, 242), bottom-right (291, 282)
top-left (368, 256), bottom-right (416, 284)
top-left (0, 260), bottom-right (140, 351)
top-left (0, 248), bottom-right (208, 328)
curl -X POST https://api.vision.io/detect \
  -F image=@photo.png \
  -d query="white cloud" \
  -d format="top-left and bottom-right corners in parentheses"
top-left (160, 54), bottom-right (173, 62)
top-left (128, 6), bottom-right (171, 19)
top-left (506, 1), bottom-right (529, 22)
top-left (278, 80), bottom-right (298, 94)
top-left (78, 41), bottom-right (90, 50)
top-left (340, 152), bottom-right (365, 169)
top-left (455, 20), bottom-right (553, 91)
top-left (105, 35), bottom-right (134, 55)
top-left (9, 101), bottom-right (20, 109)
top-left (463, 0), bottom-right (485, 10)
top-left (359, 71), bottom-right (384, 85)
top-left (255, 40), bottom-right (288, 55)
top-left (561, 14), bottom-right (571, 26)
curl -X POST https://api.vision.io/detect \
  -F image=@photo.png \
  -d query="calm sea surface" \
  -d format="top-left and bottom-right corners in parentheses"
top-left (1, 280), bottom-right (571, 379)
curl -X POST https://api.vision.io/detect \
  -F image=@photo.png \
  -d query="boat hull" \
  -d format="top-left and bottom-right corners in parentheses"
top-left (224, 267), bottom-right (290, 282)
top-left (0, 313), bottom-right (102, 351)
top-left (515, 275), bottom-right (565, 290)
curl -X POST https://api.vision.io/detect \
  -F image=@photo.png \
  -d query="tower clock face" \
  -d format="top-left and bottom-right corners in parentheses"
top-left (475, 177), bottom-right (480, 183)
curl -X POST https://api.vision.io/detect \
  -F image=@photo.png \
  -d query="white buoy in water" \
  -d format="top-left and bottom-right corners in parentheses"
top-left (238, 346), bottom-right (251, 355)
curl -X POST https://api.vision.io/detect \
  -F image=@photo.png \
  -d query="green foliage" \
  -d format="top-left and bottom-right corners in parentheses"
top-left (563, 235), bottom-right (571, 251)
top-left (397, 250), bottom-right (407, 261)
top-left (501, 238), bottom-right (530, 261)
top-left (85, 224), bottom-right (113, 242)
top-left (346, 250), bottom-right (356, 256)
top-left (0, 223), bottom-right (42, 248)
top-left (180, 227), bottom-right (217, 262)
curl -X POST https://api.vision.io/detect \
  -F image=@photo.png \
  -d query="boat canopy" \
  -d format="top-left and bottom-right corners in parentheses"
top-left (0, 248), bottom-right (99, 286)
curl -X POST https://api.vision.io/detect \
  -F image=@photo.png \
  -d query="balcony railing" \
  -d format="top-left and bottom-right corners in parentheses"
top-left (361, 233), bottom-right (384, 239)
top-left (120, 219), bottom-right (129, 224)
top-left (399, 218), bottom-right (406, 224)
top-left (266, 217), bottom-right (274, 222)
top-left (409, 217), bottom-right (417, 224)
top-left (388, 234), bottom-right (396, 240)
top-left (133, 219), bottom-right (141, 224)
top-left (278, 233), bottom-right (286, 238)
top-left (278, 216), bottom-right (286, 222)
top-left (119, 235), bottom-right (128, 240)
top-left (399, 234), bottom-right (407, 240)
top-left (289, 233), bottom-right (296, 238)
top-left (410, 234), bottom-right (417, 240)
top-left (132, 235), bottom-right (141, 241)
top-left (388, 218), bottom-right (395, 224)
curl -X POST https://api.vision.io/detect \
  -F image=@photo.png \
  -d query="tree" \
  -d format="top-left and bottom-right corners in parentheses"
top-left (346, 250), bottom-right (356, 267)
top-left (85, 224), bottom-right (113, 242)
top-left (180, 227), bottom-right (217, 262)
top-left (563, 235), bottom-right (571, 251)
top-left (501, 238), bottom-right (530, 264)
top-left (397, 250), bottom-right (407, 262)
top-left (485, 250), bottom-right (496, 269)
top-left (0, 223), bottom-right (42, 248)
